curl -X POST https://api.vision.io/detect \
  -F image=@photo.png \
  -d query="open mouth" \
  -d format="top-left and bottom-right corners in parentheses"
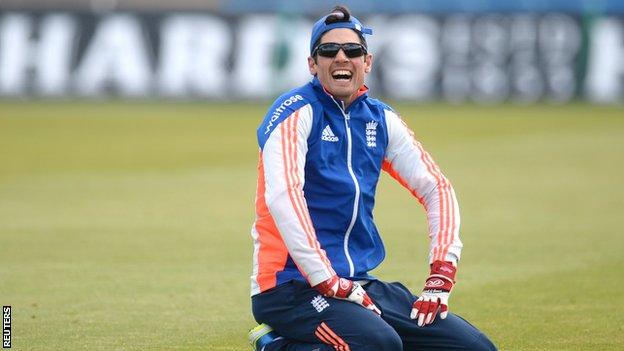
top-left (332, 70), bottom-right (352, 81)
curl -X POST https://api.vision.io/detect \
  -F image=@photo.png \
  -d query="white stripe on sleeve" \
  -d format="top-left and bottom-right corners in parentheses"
top-left (383, 109), bottom-right (462, 264)
top-left (263, 104), bottom-right (335, 286)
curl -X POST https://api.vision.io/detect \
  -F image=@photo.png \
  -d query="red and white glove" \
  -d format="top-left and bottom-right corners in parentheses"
top-left (411, 261), bottom-right (457, 327)
top-left (314, 276), bottom-right (381, 315)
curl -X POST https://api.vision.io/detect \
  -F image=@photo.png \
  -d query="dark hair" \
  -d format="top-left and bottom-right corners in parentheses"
top-left (325, 5), bottom-right (351, 24)
top-left (312, 5), bottom-right (367, 58)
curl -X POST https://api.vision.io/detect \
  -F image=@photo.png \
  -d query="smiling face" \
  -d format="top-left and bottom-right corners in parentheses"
top-left (308, 28), bottom-right (373, 108)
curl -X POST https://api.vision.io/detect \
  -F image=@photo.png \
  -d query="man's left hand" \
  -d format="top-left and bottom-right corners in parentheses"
top-left (314, 275), bottom-right (381, 315)
top-left (410, 261), bottom-right (457, 327)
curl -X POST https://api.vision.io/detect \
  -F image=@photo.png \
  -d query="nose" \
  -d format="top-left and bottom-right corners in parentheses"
top-left (334, 48), bottom-right (349, 62)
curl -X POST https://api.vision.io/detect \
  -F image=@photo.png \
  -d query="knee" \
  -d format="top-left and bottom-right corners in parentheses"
top-left (361, 328), bottom-right (402, 351)
top-left (467, 333), bottom-right (497, 351)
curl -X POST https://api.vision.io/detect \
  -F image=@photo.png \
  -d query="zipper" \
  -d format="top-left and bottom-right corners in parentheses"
top-left (332, 99), bottom-right (359, 277)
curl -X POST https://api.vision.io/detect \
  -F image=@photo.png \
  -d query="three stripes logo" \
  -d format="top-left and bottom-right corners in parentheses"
top-left (315, 322), bottom-right (350, 350)
top-left (321, 125), bottom-right (339, 142)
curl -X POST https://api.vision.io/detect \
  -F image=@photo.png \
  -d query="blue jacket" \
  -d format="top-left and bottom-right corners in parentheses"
top-left (251, 77), bottom-right (462, 296)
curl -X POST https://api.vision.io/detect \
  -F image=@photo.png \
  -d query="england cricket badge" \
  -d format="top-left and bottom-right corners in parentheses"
top-left (366, 121), bottom-right (378, 148)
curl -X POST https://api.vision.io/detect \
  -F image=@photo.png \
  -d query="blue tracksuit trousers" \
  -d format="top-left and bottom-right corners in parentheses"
top-left (252, 279), bottom-right (497, 351)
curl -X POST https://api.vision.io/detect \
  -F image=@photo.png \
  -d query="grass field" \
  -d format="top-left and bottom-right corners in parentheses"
top-left (1, 101), bottom-right (623, 350)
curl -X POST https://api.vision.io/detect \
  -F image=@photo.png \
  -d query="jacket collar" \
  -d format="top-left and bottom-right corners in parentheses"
top-left (311, 76), bottom-right (369, 112)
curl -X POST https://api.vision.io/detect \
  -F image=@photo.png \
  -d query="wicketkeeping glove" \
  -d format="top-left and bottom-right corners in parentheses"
top-left (411, 260), bottom-right (457, 327)
top-left (314, 276), bottom-right (381, 315)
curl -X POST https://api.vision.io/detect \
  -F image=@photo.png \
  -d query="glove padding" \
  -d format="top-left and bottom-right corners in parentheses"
top-left (411, 261), bottom-right (457, 327)
top-left (314, 276), bottom-right (381, 315)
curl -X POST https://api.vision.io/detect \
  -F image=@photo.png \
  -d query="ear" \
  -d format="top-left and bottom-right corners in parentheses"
top-left (364, 53), bottom-right (373, 73)
top-left (308, 56), bottom-right (318, 75)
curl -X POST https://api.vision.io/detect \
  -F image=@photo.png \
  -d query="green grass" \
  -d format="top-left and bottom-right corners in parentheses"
top-left (0, 101), bottom-right (623, 350)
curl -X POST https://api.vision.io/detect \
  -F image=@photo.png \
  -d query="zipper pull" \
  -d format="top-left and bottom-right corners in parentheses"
top-left (345, 113), bottom-right (350, 120)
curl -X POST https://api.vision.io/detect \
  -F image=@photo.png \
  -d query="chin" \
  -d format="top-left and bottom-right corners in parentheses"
top-left (329, 86), bottom-right (356, 98)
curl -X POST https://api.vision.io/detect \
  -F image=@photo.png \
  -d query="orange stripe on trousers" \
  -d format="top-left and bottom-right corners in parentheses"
top-left (316, 322), bottom-right (350, 351)
top-left (315, 330), bottom-right (342, 350)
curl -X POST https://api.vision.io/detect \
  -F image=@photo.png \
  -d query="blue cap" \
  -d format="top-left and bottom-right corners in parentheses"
top-left (309, 13), bottom-right (373, 54)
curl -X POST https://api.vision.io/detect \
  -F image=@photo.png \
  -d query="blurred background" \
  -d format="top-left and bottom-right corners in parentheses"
top-left (1, 0), bottom-right (623, 103)
top-left (1, 1), bottom-right (623, 350)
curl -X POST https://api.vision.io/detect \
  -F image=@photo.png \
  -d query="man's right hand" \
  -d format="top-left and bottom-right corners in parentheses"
top-left (314, 276), bottom-right (381, 315)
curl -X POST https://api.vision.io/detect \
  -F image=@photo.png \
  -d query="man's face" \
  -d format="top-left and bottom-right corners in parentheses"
top-left (308, 28), bottom-right (373, 106)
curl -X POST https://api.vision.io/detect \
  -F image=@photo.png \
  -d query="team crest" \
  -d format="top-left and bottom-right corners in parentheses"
top-left (366, 121), bottom-right (378, 148)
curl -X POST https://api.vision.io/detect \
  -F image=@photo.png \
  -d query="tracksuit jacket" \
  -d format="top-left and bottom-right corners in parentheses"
top-left (250, 77), bottom-right (462, 296)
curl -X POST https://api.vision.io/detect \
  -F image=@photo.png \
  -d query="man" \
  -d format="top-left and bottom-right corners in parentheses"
top-left (248, 6), bottom-right (497, 351)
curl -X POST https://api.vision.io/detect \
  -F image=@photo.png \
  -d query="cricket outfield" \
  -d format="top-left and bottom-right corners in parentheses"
top-left (0, 101), bottom-right (622, 350)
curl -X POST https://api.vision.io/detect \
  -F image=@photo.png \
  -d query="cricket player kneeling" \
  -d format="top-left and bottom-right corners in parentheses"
top-left (248, 5), bottom-right (498, 351)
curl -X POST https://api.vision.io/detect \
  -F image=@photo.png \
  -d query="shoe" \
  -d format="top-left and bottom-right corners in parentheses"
top-left (248, 323), bottom-right (279, 351)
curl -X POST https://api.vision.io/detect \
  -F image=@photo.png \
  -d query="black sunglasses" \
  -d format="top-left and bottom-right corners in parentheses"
top-left (313, 42), bottom-right (368, 58)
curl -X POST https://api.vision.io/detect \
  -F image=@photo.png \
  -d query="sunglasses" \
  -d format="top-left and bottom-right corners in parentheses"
top-left (313, 42), bottom-right (368, 58)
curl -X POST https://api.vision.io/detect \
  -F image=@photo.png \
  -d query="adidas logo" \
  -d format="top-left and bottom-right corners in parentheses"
top-left (321, 125), bottom-right (339, 142)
